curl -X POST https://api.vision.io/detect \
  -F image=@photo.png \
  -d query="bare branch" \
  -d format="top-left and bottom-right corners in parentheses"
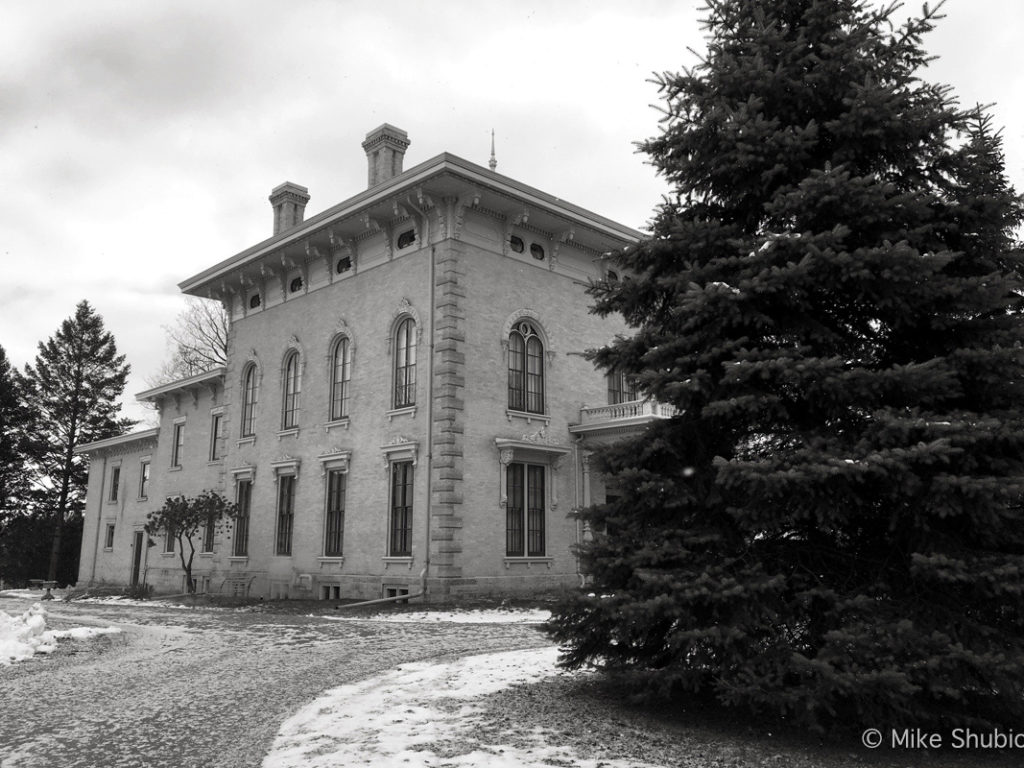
top-left (148, 298), bottom-right (230, 386)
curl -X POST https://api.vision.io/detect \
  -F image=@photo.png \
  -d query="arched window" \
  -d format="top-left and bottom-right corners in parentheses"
top-left (508, 321), bottom-right (544, 414)
top-left (330, 336), bottom-right (351, 421)
top-left (282, 351), bottom-right (301, 429)
top-left (240, 364), bottom-right (258, 437)
top-left (393, 317), bottom-right (416, 408)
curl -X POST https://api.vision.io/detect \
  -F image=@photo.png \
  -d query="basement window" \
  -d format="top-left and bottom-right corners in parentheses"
top-left (397, 229), bottom-right (416, 249)
top-left (249, 293), bottom-right (261, 309)
top-left (289, 276), bottom-right (304, 293)
top-left (530, 243), bottom-right (545, 261)
top-left (509, 235), bottom-right (524, 253)
top-left (337, 257), bottom-right (352, 274)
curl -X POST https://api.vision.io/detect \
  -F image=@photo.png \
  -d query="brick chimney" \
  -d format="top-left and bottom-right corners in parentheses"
top-left (361, 124), bottom-right (410, 187)
top-left (269, 182), bottom-right (310, 235)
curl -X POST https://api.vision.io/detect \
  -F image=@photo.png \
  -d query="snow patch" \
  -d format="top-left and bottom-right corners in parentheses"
top-left (74, 596), bottom-right (195, 609)
top-left (319, 608), bottom-right (551, 624)
top-left (0, 603), bottom-right (121, 665)
top-left (264, 647), bottom-right (660, 768)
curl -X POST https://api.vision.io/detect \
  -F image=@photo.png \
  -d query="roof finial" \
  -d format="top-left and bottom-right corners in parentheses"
top-left (488, 129), bottom-right (497, 171)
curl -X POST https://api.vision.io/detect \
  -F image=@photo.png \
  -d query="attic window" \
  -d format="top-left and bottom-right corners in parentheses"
top-left (607, 270), bottom-right (619, 281)
top-left (289, 276), bottom-right (304, 293)
top-left (530, 243), bottom-right (545, 261)
top-left (509, 235), bottom-right (524, 253)
top-left (397, 230), bottom-right (416, 249)
top-left (249, 294), bottom-right (261, 309)
top-left (337, 257), bottom-right (352, 274)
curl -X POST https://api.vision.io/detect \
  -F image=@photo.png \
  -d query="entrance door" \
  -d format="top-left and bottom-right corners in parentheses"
top-left (131, 531), bottom-right (144, 586)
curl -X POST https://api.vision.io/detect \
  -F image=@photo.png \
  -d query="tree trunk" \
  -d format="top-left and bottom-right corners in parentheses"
top-left (47, 451), bottom-right (74, 582)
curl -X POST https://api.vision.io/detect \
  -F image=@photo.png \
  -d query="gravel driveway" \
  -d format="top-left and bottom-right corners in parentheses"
top-left (0, 599), bottom-right (549, 768)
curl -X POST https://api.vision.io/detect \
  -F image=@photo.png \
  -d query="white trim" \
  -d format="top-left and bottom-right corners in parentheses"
top-left (318, 449), bottom-right (352, 475)
top-left (230, 464), bottom-right (257, 481)
top-left (380, 439), bottom-right (418, 470)
top-left (271, 457), bottom-right (301, 479)
top-left (135, 368), bottom-right (225, 402)
top-left (76, 428), bottom-right (159, 454)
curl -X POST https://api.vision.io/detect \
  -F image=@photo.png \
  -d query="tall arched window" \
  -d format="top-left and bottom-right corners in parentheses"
top-left (330, 336), bottom-right (351, 421)
top-left (240, 364), bottom-right (258, 437)
top-left (508, 321), bottom-right (544, 414)
top-left (393, 317), bottom-right (416, 408)
top-left (282, 351), bottom-right (301, 429)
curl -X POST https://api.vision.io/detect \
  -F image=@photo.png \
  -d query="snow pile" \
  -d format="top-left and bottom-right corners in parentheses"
top-left (321, 607), bottom-right (551, 624)
top-left (0, 603), bottom-right (55, 664)
top-left (0, 603), bottom-right (121, 665)
top-left (264, 647), bottom-right (660, 768)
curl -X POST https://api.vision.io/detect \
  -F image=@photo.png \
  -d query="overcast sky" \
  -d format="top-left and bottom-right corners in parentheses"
top-left (3, 0), bottom-right (1022, 424)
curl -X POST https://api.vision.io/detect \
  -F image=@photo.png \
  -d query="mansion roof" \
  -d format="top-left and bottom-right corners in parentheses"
top-left (179, 152), bottom-right (643, 299)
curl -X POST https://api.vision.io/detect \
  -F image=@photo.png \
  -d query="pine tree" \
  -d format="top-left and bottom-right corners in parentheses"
top-left (548, 0), bottom-right (1024, 731)
top-left (0, 345), bottom-right (33, 523)
top-left (22, 301), bottom-right (134, 584)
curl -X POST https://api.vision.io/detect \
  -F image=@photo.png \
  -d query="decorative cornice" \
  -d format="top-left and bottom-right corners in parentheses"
top-left (178, 153), bottom-right (641, 297)
top-left (76, 428), bottom-right (160, 455)
top-left (494, 435), bottom-right (570, 455)
top-left (136, 368), bottom-right (226, 403)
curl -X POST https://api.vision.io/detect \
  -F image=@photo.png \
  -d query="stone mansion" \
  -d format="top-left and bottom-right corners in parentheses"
top-left (77, 125), bottom-right (673, 601)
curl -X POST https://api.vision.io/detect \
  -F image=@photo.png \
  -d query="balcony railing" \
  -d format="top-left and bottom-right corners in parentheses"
top-left (577, 399), bottom-right (677, 426)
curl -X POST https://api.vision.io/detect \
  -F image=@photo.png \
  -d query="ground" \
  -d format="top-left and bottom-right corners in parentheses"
top-left (0, 591), bottom-right (1019, 768)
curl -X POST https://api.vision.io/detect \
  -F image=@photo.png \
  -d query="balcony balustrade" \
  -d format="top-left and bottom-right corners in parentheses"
top-left (570, 399), bottom-right (677, 437)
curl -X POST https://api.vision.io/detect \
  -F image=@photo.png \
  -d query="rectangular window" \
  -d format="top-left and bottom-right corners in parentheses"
top-left (389, 461), bottom-right (413, 556)
top-left (276, 475), bottom-right (296, 556)
top-left (138, 461), bottom-right (150, 499)
top-left (508, 335), bottom-right (525, 411)
top-left (233, 479), bottom-right (252, 557)
top-left (526, 343), bottom-right (544, 415)
top-left (608, 371), bottom-right (638, 404)
top-left (171, 423), bottom-right (184, 468)
top-left (164, 526), bottom-right (175, 554)
top-left (209, 413), bottom-right (223, 460)
top-left (104, 523), bottom-right (115, 549)
top-left (506, 463), bottom-right (545, 557)
top-left (324, 470), bottom-right (346, 557)
top-left (202, 513), bottom-right (216, 553)
top-left (109, 466), bottom-right (120, 502)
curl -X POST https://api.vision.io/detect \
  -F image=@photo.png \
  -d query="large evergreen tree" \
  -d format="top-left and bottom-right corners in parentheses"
top-left (22, 301), bottom-right (134, 583)
top-left (548, 0), bottom-right (1024, 731)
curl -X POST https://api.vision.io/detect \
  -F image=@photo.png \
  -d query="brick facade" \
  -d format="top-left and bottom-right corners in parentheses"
top-left (78, 130), bottom-right (667, 602)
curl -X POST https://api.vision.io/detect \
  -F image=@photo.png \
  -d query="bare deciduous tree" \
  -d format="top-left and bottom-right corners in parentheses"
top-left (148, 298), bottom-right (229, 386)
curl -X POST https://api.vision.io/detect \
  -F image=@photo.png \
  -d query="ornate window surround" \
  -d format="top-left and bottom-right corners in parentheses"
top-left (495, 435), bottom-right (568, 567)
top-left (389, 301), bottom-right (420, 411)
top-left (279, 336), bottom-right (305, 434)
top-left (502, 308), bottom-right (552, 421)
